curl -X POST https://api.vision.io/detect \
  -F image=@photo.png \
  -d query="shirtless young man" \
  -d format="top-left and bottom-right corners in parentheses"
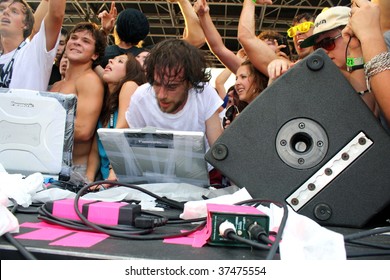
top-left (50, 22), bottom-right (107, 185)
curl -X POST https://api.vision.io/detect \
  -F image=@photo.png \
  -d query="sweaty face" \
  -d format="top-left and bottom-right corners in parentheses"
top-left (152, 67), bottom-right (190, 114)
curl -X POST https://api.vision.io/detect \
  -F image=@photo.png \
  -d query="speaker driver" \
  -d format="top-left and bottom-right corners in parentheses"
top-left (276, 118), bottom-right (328, 169)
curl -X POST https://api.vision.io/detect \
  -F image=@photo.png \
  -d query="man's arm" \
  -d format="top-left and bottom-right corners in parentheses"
top-left (215, 67), bottom-right (232, 101)
top-left (44, 0), bottom-right (66, 52)
top-left (29, 0), bottom-right (49, 41)
top-left (170, 0), bottom-right (205, 48)
top-left (237, 0), bottom-right (277, 76)
top-left (205, 111), bottom-right (223, 147)
top-left (194, 0), bottom-right (241, 73)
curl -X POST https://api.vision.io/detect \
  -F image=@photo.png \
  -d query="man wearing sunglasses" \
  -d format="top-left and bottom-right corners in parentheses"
top-left (267, 13), bottom-right (315, 82)
top-left (287, 14), bottom-right (315, 60)
top-left (300, 6), bottom-right (377, 116)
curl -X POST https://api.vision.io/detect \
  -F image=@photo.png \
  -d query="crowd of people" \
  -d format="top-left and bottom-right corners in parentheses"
top-left (0, 0), bottom-right (389, 189)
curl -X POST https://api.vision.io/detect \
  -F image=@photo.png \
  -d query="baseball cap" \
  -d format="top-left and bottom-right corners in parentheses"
top-left (300, 6), bottom-right (351, 48)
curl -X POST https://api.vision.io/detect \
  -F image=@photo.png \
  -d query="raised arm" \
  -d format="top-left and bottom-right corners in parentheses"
top-left (214, 67), bottom-right (233, 101)
top-left (170, 0), bottom-right (205, 48)
top-left (347, 0), bottom-right (390, 123)
top-left (29, 0), bottom-right (49, 41)
top-left (98, 1), bottom-right (117, 36)
top-left (237, 0), bottom-right (276, 76)
top-left (194, 0), bottom-right (241, 73)
top-left (44, 0), bottom-right (66, 51)
top-left (372, 0), bottom-right (390, 31)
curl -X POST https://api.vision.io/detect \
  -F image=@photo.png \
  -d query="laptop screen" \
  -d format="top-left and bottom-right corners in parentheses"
top-left (98, 127), bottom-right (210, 187)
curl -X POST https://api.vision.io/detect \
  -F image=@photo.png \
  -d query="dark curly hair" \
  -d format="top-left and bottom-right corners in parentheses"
top-left (66, 22), bottom-right (107, 68)
top-left (292, 13), bottom-right (316, 25)
top-left (144, 39), bottom-right (211, 93)
top-left (257, 30), bottom-right (283, 41)
top-left (100, 54), bottom-right (146, 127)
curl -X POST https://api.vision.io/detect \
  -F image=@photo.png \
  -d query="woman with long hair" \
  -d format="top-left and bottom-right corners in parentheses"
top-left (86, 53), bottom-right (146, 184)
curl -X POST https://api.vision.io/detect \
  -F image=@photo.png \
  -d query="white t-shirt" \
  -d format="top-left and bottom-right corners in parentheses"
top-left (0, 21), bottom-right (58, 91)
top-left (126, 82), bottom-right (223, 145)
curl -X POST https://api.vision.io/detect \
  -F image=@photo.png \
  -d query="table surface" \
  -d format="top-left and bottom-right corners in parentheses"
top-left (1, 210), bottom-right (389, 260)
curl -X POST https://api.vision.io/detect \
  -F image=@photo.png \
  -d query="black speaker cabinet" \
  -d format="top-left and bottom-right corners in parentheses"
top-left (205, 49), bottom-right (390, 228)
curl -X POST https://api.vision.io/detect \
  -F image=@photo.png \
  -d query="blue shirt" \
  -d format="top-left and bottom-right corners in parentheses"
top-left (97, 111), bottom-right (118, 179)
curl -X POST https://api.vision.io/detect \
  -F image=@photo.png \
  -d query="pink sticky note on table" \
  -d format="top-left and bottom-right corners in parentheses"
top-left (50, 231), bottom-right (109, 247)
top-left (15, 227), bottom-right (74, 241)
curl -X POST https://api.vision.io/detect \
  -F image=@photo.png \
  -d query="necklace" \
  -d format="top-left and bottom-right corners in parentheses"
top-left (0, 40), bottom-right (26, 88)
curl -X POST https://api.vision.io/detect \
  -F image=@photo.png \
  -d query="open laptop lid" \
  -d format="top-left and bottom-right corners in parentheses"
top-left (97, 127), bottom-right (210, 187)
top-left (0, 89), bottom-right (76, 177)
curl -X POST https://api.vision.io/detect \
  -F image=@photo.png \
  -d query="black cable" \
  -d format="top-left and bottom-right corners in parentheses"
top-left (247, 222), bottom-right (274, 245)
top-left (259, 234), bottom-right (275, 246)
top-left (224, 231), bottom-right (271, 250)
top-left (86, 180), bottom-right (186, 211)
top-left (2, 232), bottom-right (37, 260)
top-left (37, 203), bottom-right (153, 234)
top-left (36, 181), bottom-right (208, 240)
top-left (343, 227), bottom-right (390, 242)
top-left (345, 35), bottom-right (352, 68)
top-left (346, 250), bottom-right (390, 258)
top-left (346, 239), bottom-right (390, 250)
top-left (235, 199), bottom-right (288, 260)
top-left (5, 198), bottom-right (37, 260)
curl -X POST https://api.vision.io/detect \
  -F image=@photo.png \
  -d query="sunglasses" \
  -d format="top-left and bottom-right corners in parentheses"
top-left (222, 105), bottom-right (239, 128)
top-left (313, 33), bottom-right (342, 51)
top-left (287, 22), bottom-right (314, 38)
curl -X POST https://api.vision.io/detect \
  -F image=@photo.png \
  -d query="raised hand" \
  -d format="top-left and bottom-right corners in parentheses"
top-left (98, 1), bottom-right (118, 34)
top-left (194, 0), bottom-right (209, 16)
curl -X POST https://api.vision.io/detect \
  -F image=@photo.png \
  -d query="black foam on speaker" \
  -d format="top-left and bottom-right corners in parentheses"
top-left (205, 49), bottom-right (390, 228)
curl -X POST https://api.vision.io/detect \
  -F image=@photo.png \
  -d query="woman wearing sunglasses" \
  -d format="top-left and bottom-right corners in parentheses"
top-left (300, 6), bottom-right (378, 117)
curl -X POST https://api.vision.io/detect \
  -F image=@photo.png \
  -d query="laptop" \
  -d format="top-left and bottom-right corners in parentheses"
top-left (0, 89), bottom-right (76, 179)
top-left (97, 127), bottom-right (210, 187)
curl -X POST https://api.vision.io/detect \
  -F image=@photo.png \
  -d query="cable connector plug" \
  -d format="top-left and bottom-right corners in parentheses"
top-left (248, 222), bottom-right (273, 245)
top-left (219, 220), bottom-right (236, 238)
top-left (134, 216), bottom-right (168, 229)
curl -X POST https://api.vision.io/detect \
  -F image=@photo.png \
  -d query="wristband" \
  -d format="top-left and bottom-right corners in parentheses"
top-left (346, 57), bottom-right (364, 72)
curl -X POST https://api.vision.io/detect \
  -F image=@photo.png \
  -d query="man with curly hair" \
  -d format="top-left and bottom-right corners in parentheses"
top-left (126, 39), bottom-right (224, 187)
